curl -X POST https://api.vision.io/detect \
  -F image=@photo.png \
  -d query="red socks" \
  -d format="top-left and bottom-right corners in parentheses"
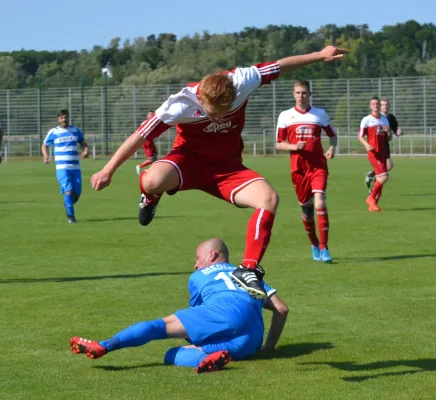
top-left (302, 213), bottom-right (319, 247)
top-left (242, 208), bottom-right (275, 269)
top-left (371, 181), bottom-right (383, 203)
top-left (316, 208), bottom-right (329, 250)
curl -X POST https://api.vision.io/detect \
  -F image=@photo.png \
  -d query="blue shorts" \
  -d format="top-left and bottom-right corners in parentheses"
top-left (56, 169), bottom-right (82, 195)
top-left (175, 301), bottom-right (263, 360)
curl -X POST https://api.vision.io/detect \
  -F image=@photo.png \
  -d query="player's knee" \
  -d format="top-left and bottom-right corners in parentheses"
top-left (314, 196), bottom-right (326, 210)
top-left (142, 172), bottom-right (163, 193)
top-left (164, 347), bottom-right (180, 365)
top-left (260, 189), bottom-right (279, 212)
top-left (301, 204), bottom-right (314, 218)
top-left (377, 175), bottom-right (389, 184)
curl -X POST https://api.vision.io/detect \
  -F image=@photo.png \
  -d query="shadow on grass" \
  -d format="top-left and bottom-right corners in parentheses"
top-left (82, 215), bottom-right (185, 223)
top-left (338, 254), bottom-right (436, 262)
top-left (0, 271), bottom-right (190, 284)
top-left (0, 201), bottom-right (35, 205)
top-left (94, 363), bottom-right (237, 372)
top-left (304, 359), bottom-right (436, 382)
top-left (252, 342), bottom-right (334, 360)
top-left (94, 363), bottom-right (166, 371)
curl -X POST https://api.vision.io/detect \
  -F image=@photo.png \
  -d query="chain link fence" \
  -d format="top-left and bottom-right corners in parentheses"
top-left (1, 76), bottom-right (436, 158)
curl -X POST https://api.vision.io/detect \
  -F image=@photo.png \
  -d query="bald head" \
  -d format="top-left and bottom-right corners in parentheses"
top-left (194, 238), bottom-right (229, 270)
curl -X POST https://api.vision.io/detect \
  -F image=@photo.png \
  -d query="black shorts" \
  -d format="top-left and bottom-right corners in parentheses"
top-left (385, 141), bottom-right (391, 159)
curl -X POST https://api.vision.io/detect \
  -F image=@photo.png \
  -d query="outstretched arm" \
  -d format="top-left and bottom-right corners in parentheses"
top-left (277, 46), bottom-right (347, 73)
top-left (262, 294), bottom-right (288, 351)
top-left (91, 115), bottom-right (170, 191)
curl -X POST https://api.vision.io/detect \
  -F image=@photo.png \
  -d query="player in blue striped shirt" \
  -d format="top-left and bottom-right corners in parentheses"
top-left (70, 238), bottom-right (288, 373)
top-left (41, 110), bottom-right (88, 223)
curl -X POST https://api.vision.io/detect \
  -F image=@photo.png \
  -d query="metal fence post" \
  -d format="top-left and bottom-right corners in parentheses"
top-left (263, 129), bottom-right (266, 155)
top-left (29, 135), bottom-right (32, 157)
top-left (132, 85), bottom-right (137, 130)
top-left (6, 89), bottom-right (10, 142)
top-left (423, 77), bottom-right (427, 144)
top-left (392, 78), bottom-right (396, 114)
top-left (68, 88), bottom-right (72, 122)
top-left (272, 81), bottom-right (276, 155)
top-left (100, 86), bottom-right (104, 156)
top-left (92, 137), bottom-right (96, 160)
top-left (253, 141), bottom-right (257, 156)
top-left (346, 80), bottom-right (350, 139)
top-left (80, 75), bottom-right (85, 132)
top-left (430, 127), bottom-right (433, 155)
top-left (37, 88), bottom-right (42, 148)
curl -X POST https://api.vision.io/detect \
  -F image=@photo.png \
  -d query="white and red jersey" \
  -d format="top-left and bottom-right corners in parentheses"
top-left (276, 106), bottom-right (336, 172)
top-left (136, 62), bottom-right (280, 163)
top-left (359, 114), bottom-right (390, 157)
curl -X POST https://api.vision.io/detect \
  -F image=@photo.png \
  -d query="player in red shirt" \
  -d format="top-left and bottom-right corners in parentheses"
top-left (91, 46), bottom-right (347, 299)
top-left (358, 97), bottom-right (392, 212)
top-left (276, 80), bottom-right (337, 263)
top-left (136, 111), bottom-right (158, 175)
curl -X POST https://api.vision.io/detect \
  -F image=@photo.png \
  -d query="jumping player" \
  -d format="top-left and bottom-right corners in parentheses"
top-left (91, 46), bottom-right (347, 298)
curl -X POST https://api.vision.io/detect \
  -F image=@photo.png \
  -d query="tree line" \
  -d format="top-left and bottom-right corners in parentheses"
top-left (0, 20), bottom-right (435, 90)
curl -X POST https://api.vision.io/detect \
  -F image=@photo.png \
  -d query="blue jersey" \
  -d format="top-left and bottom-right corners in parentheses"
top-left (44, 126), bottom-right (84, 171)
top-left (188, 262), bottom-right (276, 309)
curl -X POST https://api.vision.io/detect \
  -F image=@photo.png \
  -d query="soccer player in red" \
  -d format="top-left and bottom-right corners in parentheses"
top-left (136, 111), bottom-right (158, 175)
top-left (359, 97), bottom-right (392, 212)
top-left (91, 46), bottom-right (347, 298)
top-left (276, 80), bottom-right (337, 263)
top-left (364, 97), bottom-right (403, 191)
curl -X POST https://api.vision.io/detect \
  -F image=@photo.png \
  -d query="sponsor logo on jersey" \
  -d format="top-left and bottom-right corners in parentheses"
top-left (296, 125), bottom-right (314, 139)
top-left (203, 120), bottom-right (236, 134)
top-left (376, 125), bottom-right (385, 134)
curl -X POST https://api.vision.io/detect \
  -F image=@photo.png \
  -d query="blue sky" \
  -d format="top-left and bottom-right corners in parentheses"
top-left (1, 0), bottom-right (434, 52)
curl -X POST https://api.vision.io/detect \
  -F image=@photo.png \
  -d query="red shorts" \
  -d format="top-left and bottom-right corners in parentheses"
top-left (291, 168), bottom-right (328, 206)
top-left (155, 148), bottom-right (264, 204)
top-left (368, 153), bottom-right (388, 177)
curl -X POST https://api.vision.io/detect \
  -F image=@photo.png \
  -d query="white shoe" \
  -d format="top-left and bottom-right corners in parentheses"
top-left (136, 165), bottom-right (141, 176)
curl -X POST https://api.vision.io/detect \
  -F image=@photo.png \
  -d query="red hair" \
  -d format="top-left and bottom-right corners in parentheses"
top-left (199, 73), bottom-right (236, 108)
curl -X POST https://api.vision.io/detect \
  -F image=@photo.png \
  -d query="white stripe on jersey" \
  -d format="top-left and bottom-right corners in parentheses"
top-left (138, 116), bottom-right (160, 138)
top-left (258, 64), bottom-right (280, 75)
top-left (55, 164), bottom-right (80, 170)
top-left (54, 146), bottom-right (78, 152)
top-left (54, 155), bottom-right (79, 161)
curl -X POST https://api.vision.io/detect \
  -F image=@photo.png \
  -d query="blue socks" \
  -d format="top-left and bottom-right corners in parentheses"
top-left (100, 319), bottom-right (167, 352)
top-left (64, 194), bottom-right (75, 217)
top-left (164, 346), bottom-right (206, 367)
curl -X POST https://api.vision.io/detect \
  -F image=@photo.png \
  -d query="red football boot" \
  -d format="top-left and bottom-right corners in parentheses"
top-left (196, 351), bottom-right (231, 374)
top-left (70, 337), bottom-right (107, 359)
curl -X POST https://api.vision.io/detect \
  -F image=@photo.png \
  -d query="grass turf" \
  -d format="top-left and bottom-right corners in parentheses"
top-left (1, 156), bottom-right (435, 400)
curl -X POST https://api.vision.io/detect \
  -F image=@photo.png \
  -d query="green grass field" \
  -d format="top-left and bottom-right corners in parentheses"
top-left (1, 156), bottom-right (435, 400)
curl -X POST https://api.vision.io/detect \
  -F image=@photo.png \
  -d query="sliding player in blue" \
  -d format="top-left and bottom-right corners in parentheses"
top-left (41, 109), bottom-right (88, 223)
top-left (70, 238), bottom-right (288, 373)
